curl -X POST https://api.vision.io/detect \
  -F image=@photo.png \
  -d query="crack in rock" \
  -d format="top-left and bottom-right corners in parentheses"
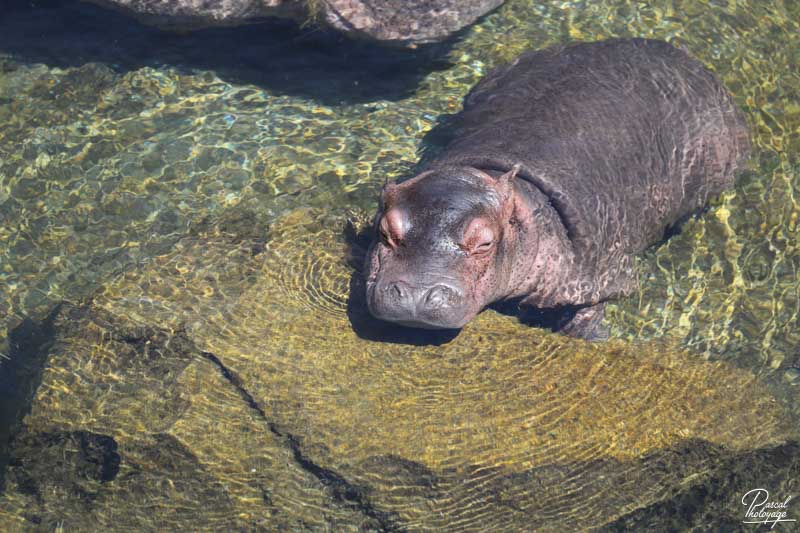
top-left (198, 350), bottom-right (403, 532)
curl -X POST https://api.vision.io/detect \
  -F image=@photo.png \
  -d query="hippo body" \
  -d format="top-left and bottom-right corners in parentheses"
top-left (365, 38), bottom-right (750, 339)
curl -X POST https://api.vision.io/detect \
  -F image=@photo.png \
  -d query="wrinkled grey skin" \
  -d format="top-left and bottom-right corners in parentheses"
top-left (366, 38), bottom-right (750, 339)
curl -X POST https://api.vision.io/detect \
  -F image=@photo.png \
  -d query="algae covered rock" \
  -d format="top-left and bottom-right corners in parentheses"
top-left (0, 304), bottom-right (381, 531)
top-left (81, 0), bottom-right (506, 47)
top-left (0, 208), bottom-right (797, 530)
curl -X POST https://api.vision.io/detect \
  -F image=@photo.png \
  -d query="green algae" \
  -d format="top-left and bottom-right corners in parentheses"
top-left (1, 0), bottom-right (800, 529)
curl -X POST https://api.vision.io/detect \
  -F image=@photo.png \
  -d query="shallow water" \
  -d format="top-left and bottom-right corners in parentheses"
top-left (0, 0), bottom-right (798, 530)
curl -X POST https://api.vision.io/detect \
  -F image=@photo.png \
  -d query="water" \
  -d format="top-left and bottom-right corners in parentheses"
top-left (0, 0), bottom-right (798, 530)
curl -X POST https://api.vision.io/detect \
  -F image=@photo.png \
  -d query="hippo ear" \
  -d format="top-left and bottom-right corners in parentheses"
top-left (493, 164), bottom-right (520, 215)
top-left (381, 170), bottom-right (435, 209)
top-left (496, 164), bottom-right (521, 195)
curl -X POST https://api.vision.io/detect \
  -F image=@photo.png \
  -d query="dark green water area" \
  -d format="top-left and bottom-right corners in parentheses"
top-left (0, 0), bottom-right (798, 530)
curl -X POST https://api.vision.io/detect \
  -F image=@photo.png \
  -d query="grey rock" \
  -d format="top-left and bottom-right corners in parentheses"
top-left (81, 0), bottom-right (506, 46)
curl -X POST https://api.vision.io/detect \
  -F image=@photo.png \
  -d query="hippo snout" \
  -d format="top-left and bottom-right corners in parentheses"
top-left (369, 280), bottom-right (468, 329)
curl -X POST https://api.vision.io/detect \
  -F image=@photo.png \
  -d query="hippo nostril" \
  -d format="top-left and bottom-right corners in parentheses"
top-left (385, 281), bottom-right (408, 301)
top-left (425, 285), bottom-right (457, 309)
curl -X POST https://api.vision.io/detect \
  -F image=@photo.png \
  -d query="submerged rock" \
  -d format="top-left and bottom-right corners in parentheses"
top-left (0, 208), bottom-right (797, 530)
top-left (81, 0), bottom-right (506, 46)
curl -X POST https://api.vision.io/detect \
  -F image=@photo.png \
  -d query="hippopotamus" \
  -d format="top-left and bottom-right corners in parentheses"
top-left (364, 38), bottom-right (750, 339)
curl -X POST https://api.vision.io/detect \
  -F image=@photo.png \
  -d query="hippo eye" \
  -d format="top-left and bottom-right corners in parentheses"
top-left (462, 219), bottom-right (495, 255)
top-left (474, 239), bottom-right (494, 253)
top-left (469, 237), bottom-right (494, 256)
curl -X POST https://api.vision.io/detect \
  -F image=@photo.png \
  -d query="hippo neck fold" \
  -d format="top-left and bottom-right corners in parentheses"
top-left (460, 164), bottom-right (582, 308)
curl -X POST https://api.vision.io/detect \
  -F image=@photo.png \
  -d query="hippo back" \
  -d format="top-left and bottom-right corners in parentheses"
top-left (432, 38), bottom-right (750, 262)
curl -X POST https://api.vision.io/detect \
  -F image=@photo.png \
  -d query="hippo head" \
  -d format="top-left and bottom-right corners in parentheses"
top-left (365, 165), bottom-right (526, 330)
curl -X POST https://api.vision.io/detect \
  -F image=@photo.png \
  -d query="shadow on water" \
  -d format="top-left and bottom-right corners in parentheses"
top-left (0, 305), bottom-right (61, 493)
top-left (342, 219), bottom-right (460, 347)
top-left (488, 299), bottom-right (568, 333)
top-left (0, 0), bottom-right (457, 105)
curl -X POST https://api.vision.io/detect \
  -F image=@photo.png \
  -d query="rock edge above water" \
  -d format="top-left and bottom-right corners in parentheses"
top-left (82, 0), bottom-right (506, 47)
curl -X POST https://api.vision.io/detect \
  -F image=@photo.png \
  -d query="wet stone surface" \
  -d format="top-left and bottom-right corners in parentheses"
top-left (0, 211), bottom-right (798, 530)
